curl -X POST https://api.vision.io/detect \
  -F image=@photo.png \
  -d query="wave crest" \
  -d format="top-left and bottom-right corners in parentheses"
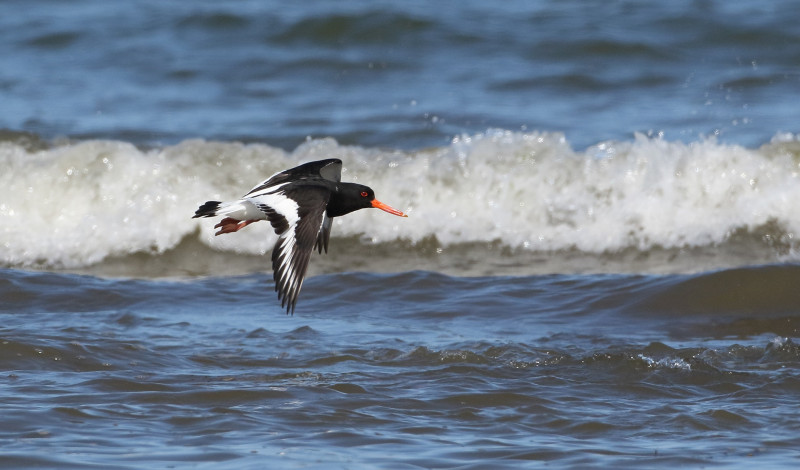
top-left (1, 131), bottom-right (799, 270)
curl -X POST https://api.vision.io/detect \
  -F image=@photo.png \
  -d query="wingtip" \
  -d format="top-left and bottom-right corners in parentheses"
top-left (193, 200), bottom-right (223, 219)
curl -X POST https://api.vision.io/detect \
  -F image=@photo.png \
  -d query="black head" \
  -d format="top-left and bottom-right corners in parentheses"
top-left (327, 183), bottom-right (406, 218)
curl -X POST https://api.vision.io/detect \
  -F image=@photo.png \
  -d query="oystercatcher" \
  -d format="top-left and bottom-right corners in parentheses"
top-left (193, 158), bottom-right (407, 314)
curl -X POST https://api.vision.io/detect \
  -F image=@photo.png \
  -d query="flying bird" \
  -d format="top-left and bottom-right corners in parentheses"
top-left (193, 158), bottom-right (407, 314)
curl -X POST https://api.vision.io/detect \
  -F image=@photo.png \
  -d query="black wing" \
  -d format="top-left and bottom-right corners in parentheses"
top-left (314, 215), bottom-right (334, 254)
top-left (265, 185), bottom-right (330, 314)
top-left (245, 159), bottom-right (342, 197)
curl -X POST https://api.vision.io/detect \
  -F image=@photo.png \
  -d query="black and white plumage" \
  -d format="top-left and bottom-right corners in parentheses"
top-left (193, 158), bottom-right (407, 314)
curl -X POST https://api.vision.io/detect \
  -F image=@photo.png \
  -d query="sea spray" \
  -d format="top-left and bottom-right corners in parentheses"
top-left (1, 131), bottom-right (799, 269)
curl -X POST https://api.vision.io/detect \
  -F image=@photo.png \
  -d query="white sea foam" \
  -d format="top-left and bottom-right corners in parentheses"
top-left (1, 131), bottom-right (799, 268)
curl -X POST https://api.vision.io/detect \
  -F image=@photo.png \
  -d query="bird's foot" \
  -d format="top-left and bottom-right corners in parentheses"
top-left (214, 218), bottom-right (258, 236)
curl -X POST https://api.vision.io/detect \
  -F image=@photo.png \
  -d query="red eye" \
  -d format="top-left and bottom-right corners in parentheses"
top-left (360, 191), bottom-right (369, 197)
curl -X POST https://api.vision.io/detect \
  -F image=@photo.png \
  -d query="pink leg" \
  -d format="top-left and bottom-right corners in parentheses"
top-left (214, 218), bottom-right (259, 236)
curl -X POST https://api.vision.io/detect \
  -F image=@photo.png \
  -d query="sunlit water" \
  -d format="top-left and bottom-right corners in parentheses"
top-left (2, 0), bottom-right (800, 468)
top-left (2, 268), bottom-right (800, 468)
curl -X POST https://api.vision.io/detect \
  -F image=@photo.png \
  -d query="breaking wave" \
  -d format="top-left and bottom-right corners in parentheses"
top-left (2, 130), bottom-right (800, 271)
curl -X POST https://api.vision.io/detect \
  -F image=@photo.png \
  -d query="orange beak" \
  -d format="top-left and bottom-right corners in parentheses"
top-left (372, 199), bottom-right (408, 217)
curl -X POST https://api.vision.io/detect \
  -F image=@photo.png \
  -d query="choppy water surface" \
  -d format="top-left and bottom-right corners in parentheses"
top-left (2, 0), bottom-right (800, 468)
top-left (2, 0), bottom-right (799, 149)
top-left (2, 267), bottom-right (800, 468)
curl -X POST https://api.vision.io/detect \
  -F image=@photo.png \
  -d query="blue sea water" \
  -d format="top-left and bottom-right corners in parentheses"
top-left (2, 0), bottom-right (798, 150)
top-left (2, 0), bottom-right (800, 468)
top-left (2, 267), bottom-right (800, 469)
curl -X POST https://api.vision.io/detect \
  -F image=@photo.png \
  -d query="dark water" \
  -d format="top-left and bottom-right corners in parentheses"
top-left (3, 0), bottom-right (800, 468)
top-left (2, 0), bottom-right (798, 149)
top-left (2, 266), bottom-right (800, 468)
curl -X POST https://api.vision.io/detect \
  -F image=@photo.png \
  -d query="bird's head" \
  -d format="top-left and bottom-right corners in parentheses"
top-left (330, 183), bottom-right (408, 218)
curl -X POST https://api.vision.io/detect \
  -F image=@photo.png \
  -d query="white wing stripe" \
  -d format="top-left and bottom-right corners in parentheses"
top-left (246, 181), bottom-right (291, 199)
top-left (250, 190), bottom-right (299, 225)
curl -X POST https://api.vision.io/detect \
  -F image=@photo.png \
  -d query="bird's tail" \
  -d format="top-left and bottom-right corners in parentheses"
top-left (193, 200), bottom-right (257, 221)
top-left (193, 201), bottom-right (223, 218)
top-left (192, 201), bottom-right (238, 219)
